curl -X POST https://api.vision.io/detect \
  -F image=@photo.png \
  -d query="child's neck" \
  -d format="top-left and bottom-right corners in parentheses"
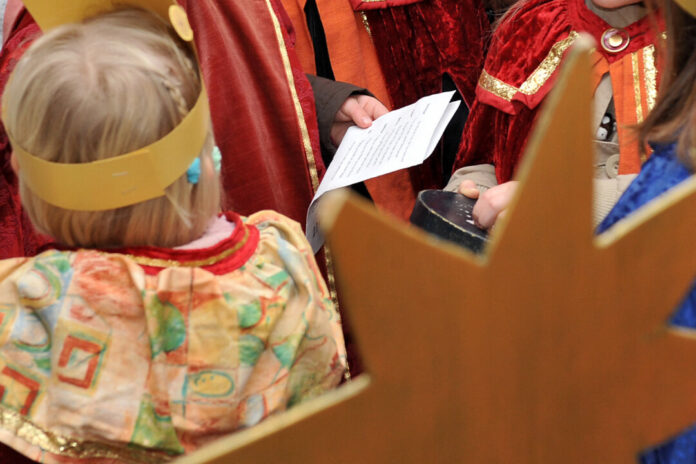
top-left (586, 0), bottom-right (646, 28)
top-left (175, 214), bottom-right (235, 250)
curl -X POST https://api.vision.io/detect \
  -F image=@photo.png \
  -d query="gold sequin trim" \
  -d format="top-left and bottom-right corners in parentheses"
top-left (478, 70), bottom-right (518, 102)
top-left (478, 31), bottom-right (579, 101)
top-left (118, 226), bottom-right (250, 268)
top-left (643, 45), bottom-right (657, 112)
top-left (632, 51), bottom-right (644, 123)
top-left (360, 11), bottom-right (372, 37)
top-left (0, 406), bottom-right (170, 463)
top-left (264, 0), bottom-right (320, 192)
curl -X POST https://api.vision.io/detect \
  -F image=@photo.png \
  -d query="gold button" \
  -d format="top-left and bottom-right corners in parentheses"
top-left (608, 34), bottom-right (623, 48)
top-left (601, 28), bottom-right (630, 53)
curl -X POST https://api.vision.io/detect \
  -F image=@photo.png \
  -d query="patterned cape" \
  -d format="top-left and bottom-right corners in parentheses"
top-left (0, 211), bottom-right (346, 463)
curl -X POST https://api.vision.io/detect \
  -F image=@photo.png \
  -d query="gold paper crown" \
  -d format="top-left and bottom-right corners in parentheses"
top-left (7, 0), bottom-right (209, 211)
top-left (675, 0), bottom-right (696, 17)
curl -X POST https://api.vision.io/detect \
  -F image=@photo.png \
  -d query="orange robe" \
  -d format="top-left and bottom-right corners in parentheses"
top-left (281, 0), bottom-right (489, 219)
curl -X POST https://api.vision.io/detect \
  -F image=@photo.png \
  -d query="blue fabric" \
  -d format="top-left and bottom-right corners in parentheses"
top-left (596, 142), bottom-right (696, 463)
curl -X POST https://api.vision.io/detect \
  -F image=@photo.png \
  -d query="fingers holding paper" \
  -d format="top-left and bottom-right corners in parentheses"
top-left (330, 94), bottom-right (389, 146)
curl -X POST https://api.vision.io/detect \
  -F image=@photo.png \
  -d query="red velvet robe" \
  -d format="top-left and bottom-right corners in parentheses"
top-left (362, 0), bottom-right (491, 197)
top-left (360, 0), bottom-right (489, 111)
top-left (0, 0), bottom-right (327, 259)
top-left (452, 0), bottom-right (662, 183)
top-left (182, 0), bottom-right (326, 223)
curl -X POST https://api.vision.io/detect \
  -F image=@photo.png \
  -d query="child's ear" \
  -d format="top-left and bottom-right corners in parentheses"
top-left (9, 152), bottom-right (18, 174)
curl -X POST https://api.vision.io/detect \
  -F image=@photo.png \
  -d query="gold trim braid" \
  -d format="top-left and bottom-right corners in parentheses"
top-left (632, 51), bottom-right (644, 123)
top-left (478, 31), bottom-right (579, 101)
top-left (360, 11), bottom-right (371, 37)
top-left (478, 70), bottom-right (518, 102)
top-left (263, 0), bottom-right (320, 192)
top-left (0, 406), bottom-right (171, 463)
top-left (262, 0), bottom-right (341, 318)
top-left (643, 45), bottom-right (657, 112)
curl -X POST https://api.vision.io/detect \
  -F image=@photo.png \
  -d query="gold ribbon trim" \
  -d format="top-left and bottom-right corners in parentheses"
top-left (0, 406), bottom-right (171, 463)
top-left (478, 31), bottom-right (579, 102)
top-left (262, 0), bottom-right (342, 318)
top-left (643, 45), bottom-right (657, 112)
top-left (263, 0), bottom-right (320, 191)
top-left (632, 51), bottom-right (644, 123)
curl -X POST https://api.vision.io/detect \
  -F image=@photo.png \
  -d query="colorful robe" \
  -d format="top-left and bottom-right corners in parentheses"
top-left (0, 211), bottom-right (346, 463)
top-left (453, 0), bottom-right (662, 183)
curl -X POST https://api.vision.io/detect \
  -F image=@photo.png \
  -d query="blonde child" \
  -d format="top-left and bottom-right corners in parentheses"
top-left (0, 5), bottom-right (346, 462)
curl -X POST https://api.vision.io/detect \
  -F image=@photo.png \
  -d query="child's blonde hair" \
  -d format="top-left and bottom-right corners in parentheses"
top-left (2, 8), bottom-right (220, 248)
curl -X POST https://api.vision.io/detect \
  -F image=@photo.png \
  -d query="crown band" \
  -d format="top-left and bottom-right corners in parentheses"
top-left (22, 0), bottom-right (185, 36)
top-left (8, 0), bottom-right (208, 211)
top-left (11, 86), bottom-right (210, 211)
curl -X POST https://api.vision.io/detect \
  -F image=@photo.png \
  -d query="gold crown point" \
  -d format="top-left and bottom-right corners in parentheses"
top-left (169, 4), bottom-right (193, 42)
top-left (172, 38), bottom-right (696, 464)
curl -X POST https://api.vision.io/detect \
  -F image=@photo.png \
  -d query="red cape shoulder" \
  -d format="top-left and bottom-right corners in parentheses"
top-left (477, 0), bottom-right (576, 113)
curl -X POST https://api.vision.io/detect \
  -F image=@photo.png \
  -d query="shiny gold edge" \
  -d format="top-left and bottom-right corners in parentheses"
top-left (632, 51), bottom-right (644, 122)
top-left (478, 31), bottom-right (579, 101)
top-left (643, 44), bottom-right (657, 111)
top-left (520, 31), bottom-right (579, 95)
top-left (263, 0), bottom-right (341, 316)
top-left (263, 0), bottom-right (320, 192)
top-left (360, 11), bottom-right (372, 36)
top-left (478, 69), bottom-right (517, 102)
top-left (0, 405), bottom-right (171, 463)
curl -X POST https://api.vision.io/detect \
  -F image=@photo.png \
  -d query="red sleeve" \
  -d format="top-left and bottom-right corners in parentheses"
top-left (453, 97), bottom-right (540, 184)
top-left (478, 0), bottom-right (573, 114)
top-left (453, 0), bottom-right (573, 183)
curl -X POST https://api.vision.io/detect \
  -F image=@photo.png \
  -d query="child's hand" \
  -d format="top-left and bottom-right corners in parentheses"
top-left (457, 179), bottom-right (481, 199)
top-left (469, 180), bottom-right (518, 230)
top-left (330, 95), bottom-right (388, 146)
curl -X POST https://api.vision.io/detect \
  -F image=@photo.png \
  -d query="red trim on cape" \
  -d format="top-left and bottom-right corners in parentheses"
top-left (106, 212), bottom-right (260, 276)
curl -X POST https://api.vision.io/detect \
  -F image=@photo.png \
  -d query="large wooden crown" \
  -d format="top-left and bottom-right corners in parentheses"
top-left (175, 36), bottom-right (696, 463)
